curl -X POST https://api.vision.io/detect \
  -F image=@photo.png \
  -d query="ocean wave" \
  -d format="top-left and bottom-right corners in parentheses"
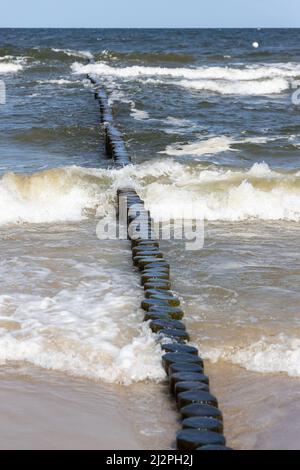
top-left (72, 61), bottom-right (300, 95)
top-left (72, 61), bottom-right (300, 81)
top-left (13, 124), bottom-right (95, 145)
top-left (37, 78), bottom-right (82, 86)
top-left (0, 55), bottom-right (22, 62)
top-left (201, 334), bottom-right (300, 377)
top-left (0, 272), bottom-right (163, 384)
top-left (0, 62), bottom-right (23, 74)
top-left (179, 77), bottom-right (289, 95)
top-left (96, 50), bottom-right (195, 64)
top-left (0, 167), bottom-right (107, 225)
top-left (138, 161), bottom-right (300, 222)
top-left (0, 47), bottom-right (93, 63)
top-left (51, 48), bottom-right (93, 60)
top-left (0, 324), bottom-right (164, 384)
top-left (2, 161), bottom-right (300, 225)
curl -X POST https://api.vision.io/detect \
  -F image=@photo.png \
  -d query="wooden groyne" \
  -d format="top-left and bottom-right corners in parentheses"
top-left (87, 73), bottom-right (232, 451)
top-left (89, 75), bottom-right (131, 167)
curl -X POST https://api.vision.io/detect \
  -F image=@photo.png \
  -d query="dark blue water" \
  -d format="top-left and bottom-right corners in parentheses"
top-left (1, 28), bottom-right (300, 173)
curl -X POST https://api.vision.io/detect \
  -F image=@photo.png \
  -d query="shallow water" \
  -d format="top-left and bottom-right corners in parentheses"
top-left (0, 366), bottom-right (177, 450)
top-left (206, 362), bottom-right (300, 450)
top-left (1, 28), bottom-right (300, 449)
top-left (0, 221), bottom-right (165, 384)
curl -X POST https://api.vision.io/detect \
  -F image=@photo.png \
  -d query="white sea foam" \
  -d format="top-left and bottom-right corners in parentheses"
top-left (161, 135), bottom-right (278, 157)
top-left (72, 61), bottom-right (300, 81)
top-left (0, 167), bottom-right (106, 225)
top-left (52, 48), bottom-right (94, 60)
top-left (140, 164), bottom-right (300, 222)
top-left (0, 264), bottom-right (164, 384)
top-left (114, 159), bottom-right (300, 222)
top-left (1, 161), bottom-right (300, 226)
top-left (179, 77), bottom-right (289, 95)
top-left (0, 55), bottom-right (27, 74)
top-left (162, 136), bottom-right (235, 156)
top-left (72, 61), bottom-right (300, 95)
top-left (107, 89), bottom-right (131, 105)
top-left (105, 90), bottom-right (150, 120)
top-left (0, 56), bottom-right (13, 61)
top-left (38, 79), bottom-right (81, 86)
top-left (101, 49), bottom-right (118, 60)
top-left (201, 334), bottom-right (300, 377)
top-left (0, 62), bottom-right (23, 74)
top-left (130, 106), bottom-right (150, 121)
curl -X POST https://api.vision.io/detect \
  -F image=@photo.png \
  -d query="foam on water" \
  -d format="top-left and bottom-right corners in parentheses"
top-left (139, 161), bottom-right (300, 221)
top-left (0, 261), bottom-right (164, 384)
top-left (130, 106), bottom-right (150, 121)
top-left (0, 62), bottom-right (23, 74)
top-left (106, 89), bottom-right (150, 120)
top-left (38, 79), bottom-right (82, 86)
top-left (161, 135), bottom-right (276, 157)
top-left (179, 77), bottom-right (289, 95)
top-left (161, 136), bottom-right (235, 156)
top-left (52, 48), bottom-right (94, 60)
top-left (72, 61), bottom-right (300, 81)
top-left (1, 161), bottom-right (300, 224)
top-left (0, 167), bottom-right (107, 225)
top-left (108, 89), bottom-right (131, 105)
top-left (72, 61), bottom-right (300, 95)
top-left (201, 334), bottom-right (300, 377)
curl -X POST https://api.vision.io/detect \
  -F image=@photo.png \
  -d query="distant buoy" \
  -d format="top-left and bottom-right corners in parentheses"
top-left (252, 41), bottom-right (259, 48)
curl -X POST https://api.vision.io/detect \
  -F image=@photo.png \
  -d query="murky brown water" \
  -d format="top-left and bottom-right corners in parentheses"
top-left (206, 362), bottom-right (300, 450)
top-left (1, 218), bottom-right (300, 449)
top-left (0, 365), bottom-right (177, 450)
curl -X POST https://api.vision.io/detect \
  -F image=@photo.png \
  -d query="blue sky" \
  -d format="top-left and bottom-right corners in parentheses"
top-left (0, 0), bottom-right (299, 28)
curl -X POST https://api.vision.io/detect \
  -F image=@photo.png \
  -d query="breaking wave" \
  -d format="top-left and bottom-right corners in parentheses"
top-left (2, 161), bottom-right (300, 225)
top-left (0, 267), bottom-right (164, 384)
top-left (0, 61), bottom-right (24, 74)
top-left (51, 48), bottom-right (93, 60)
top-left (201, 334), bottom-right (300, 377)
top-left (72, 61), bottom-right (300, 95)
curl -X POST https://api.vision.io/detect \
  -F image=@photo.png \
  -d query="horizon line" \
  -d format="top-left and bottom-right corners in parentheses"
top-left (0, 26), bottom-right (300, 29)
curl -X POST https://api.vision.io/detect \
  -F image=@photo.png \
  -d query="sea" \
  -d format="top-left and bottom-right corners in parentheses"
top-left (0, 28), bottom-right (300, 449)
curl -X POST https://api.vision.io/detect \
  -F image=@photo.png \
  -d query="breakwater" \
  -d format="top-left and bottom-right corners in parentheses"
top-left (87, 73), bottom-right (231, 451)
